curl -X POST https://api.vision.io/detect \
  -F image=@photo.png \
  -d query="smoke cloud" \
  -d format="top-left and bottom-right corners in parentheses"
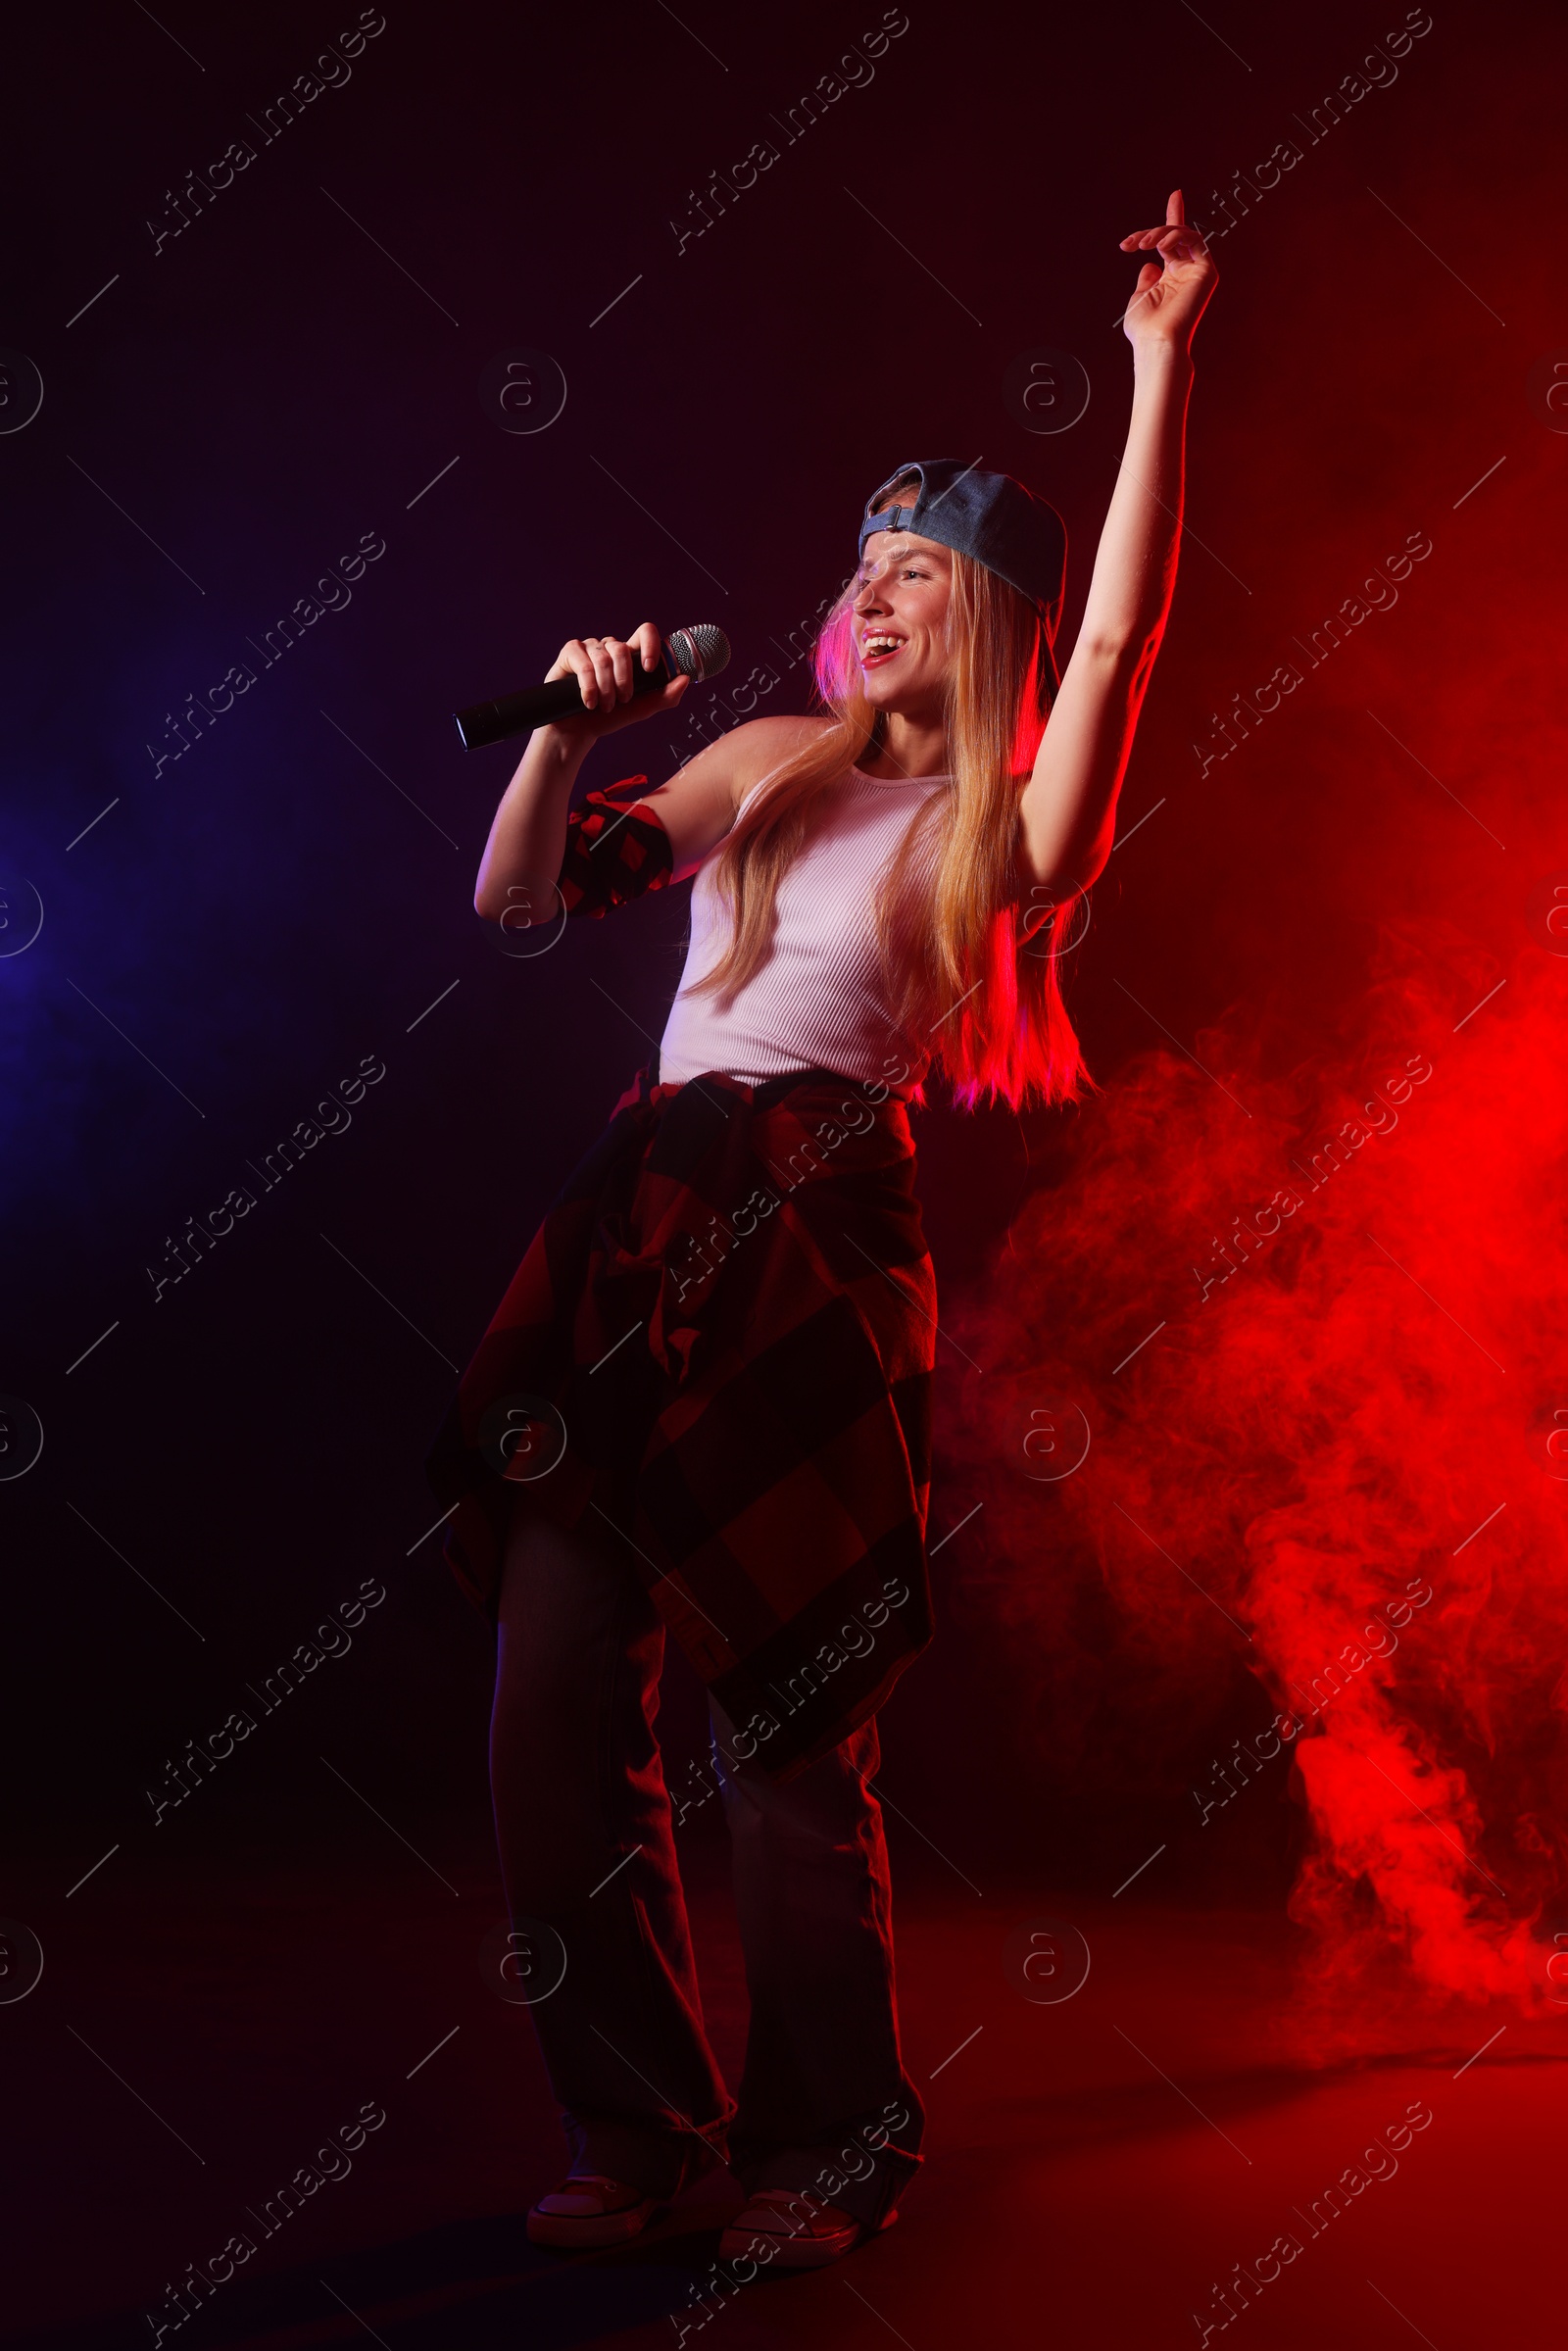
top-left (949, 924), bottom-right (1567, 2009)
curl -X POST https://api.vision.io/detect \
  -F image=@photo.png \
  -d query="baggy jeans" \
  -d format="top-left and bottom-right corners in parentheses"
top-left (490, 1498), bottom-right (924, 2229)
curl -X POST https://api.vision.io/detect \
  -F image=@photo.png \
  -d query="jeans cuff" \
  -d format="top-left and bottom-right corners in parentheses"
top-left (564, 2110), bottom-right (732, 2201)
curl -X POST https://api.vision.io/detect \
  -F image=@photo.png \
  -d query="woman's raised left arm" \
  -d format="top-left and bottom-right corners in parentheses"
top-left (1015, 189), bottom-right (1217, 900)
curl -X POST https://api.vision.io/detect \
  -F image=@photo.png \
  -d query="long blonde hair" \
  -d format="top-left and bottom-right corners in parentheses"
top-left (684, 495), bottom-right (1095, 1111)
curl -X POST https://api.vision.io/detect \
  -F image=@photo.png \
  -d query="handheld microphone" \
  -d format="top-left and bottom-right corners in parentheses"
top-left (453, 623), bottom-right (731, 751)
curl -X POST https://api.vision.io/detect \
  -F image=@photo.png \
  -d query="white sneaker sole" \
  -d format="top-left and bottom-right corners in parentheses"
top-left (718, 2207), bottom-right (897, 2269)
top-left (527, 2198), bottom-right (658, 2248)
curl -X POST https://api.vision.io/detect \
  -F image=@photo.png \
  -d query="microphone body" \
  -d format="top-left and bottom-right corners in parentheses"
top-left (454, 624), bottom-right (730, 751)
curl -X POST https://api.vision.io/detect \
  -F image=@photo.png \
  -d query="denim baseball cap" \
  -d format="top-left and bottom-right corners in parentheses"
top-left (858, 459), bottom-right (1067, 697)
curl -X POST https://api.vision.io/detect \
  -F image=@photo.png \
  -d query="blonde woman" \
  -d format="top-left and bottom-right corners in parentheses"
top-left (429, 191), bottom-right (1215, 2270)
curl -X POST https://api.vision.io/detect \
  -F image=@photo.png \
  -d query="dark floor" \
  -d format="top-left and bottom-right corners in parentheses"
top-left (7, 1824), bottom-right (1562, 2350)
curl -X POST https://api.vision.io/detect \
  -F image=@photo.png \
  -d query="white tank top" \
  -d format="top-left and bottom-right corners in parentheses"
top-left (658, 765), bottom-right (951, 1097)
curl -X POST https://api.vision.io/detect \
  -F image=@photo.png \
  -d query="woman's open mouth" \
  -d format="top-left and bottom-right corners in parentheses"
top-left (859, 633), bottom-right (906, 667)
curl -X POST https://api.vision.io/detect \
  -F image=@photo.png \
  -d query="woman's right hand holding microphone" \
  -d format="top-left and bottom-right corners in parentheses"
top-left (542, 619), bottom-right (691, 742)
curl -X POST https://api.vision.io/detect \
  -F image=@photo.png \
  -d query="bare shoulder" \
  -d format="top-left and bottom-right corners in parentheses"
top-left (726, 712), bottom-right (836, 800)
top-left (631, 713), bottom-right (834, 881)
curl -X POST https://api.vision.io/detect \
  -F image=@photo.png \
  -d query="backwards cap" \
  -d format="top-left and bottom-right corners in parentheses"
top-left (858, 459), bottom-right (1068, 698)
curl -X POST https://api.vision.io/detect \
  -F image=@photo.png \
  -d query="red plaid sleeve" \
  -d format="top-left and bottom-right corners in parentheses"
top-left (558, 776), bottom-right (674, 918)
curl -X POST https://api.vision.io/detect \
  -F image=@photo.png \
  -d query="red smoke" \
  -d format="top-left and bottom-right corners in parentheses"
top-left (950, 923), bottom-right (1568, 2011)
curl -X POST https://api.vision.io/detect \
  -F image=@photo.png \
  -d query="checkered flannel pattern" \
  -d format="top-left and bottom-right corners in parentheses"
top-left (426, 1054), bottom-right (937, 1783)
top-left (556, 775), bottom-right (674, 917)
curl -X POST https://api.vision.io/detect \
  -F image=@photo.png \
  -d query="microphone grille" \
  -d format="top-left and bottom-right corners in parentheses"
top-left (665, 623), bottom-right (731, 682)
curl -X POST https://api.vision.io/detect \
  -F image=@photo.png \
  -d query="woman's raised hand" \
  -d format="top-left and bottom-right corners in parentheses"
top-left (1119, 188), bottom-right (1217, 353)
top-left (542, 618), bottom-right (691, 738)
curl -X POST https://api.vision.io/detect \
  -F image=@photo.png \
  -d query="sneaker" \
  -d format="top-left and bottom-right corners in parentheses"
top-left (526, 2171), bottom-right (661, 2248)
top-left (718, 2186), bottom-right (898, 2270)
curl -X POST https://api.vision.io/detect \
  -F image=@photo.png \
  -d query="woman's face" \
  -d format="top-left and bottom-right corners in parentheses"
top-left (853, 529), bottom-right (953, 715)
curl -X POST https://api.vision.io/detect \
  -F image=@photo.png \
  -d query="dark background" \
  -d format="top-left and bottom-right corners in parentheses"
top-left (2, 3), bottom-right (1566, 2332)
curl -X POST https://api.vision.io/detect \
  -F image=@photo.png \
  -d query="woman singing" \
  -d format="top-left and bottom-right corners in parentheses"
top-left (429, 191), bottom-right (1215, 2271)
